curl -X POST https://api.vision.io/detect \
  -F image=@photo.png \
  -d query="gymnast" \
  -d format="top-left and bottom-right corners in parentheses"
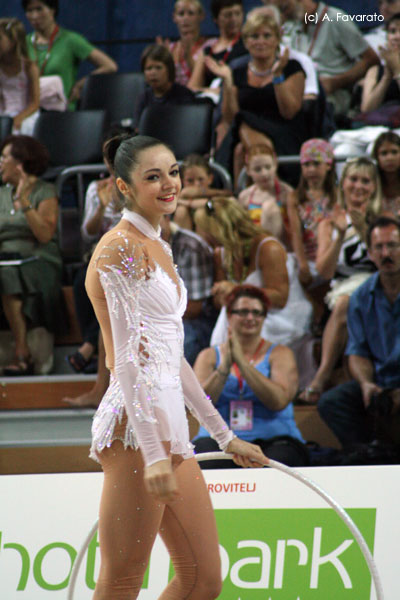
top-left (85, 133), bottom-right (268, 599)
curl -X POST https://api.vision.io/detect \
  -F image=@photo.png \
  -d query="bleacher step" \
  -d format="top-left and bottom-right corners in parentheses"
top-left (0, 374), bottom-right (96, 410)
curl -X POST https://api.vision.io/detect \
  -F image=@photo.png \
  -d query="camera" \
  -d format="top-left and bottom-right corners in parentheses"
top-left (367, 389), bottom-right (393, 418)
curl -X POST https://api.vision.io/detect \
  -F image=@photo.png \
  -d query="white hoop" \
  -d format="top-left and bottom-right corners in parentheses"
top-left (67, 452), bottom-right (384, 600)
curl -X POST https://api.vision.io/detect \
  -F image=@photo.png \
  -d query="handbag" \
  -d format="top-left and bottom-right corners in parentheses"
top-left (39, 75), bottom-right (67, 111)
top-left (353, 101), bottom-right (400, 128)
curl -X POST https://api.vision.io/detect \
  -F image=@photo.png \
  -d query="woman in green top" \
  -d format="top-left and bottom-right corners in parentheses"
top-left (0, 135), bottom-right (64, 375)
top-left (22, 0), bottom-right (117, 108)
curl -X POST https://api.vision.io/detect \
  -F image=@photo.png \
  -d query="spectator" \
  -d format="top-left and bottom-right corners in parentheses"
top-left (361, 12), bottom-right (400, 114)
top-left (285, 0), bottom-right (379, 116)
top-left (364, 0), bottom-right (400, 54)
top-left (0, 18), bottom-right (40, 135)
top-left (318, 216), bottom-right (400, 447)
top-left (264, 0), bottom-right (300, 35)
top-left (161, 215), bottom-right (218, 366)
top-left (188, 0), bottom-right (247, 146)
top-left (67, 135), bottom-right (124, 374)
top-left (174, 153), bottom-right (230, 232)
top-left (134, 44), bottom-right (196, 128)
top-left (372, 130), bottom-right (400, 216)
top-left (299, 157), bottom-right (382, 403)
top-left (193, 284), bottom-right (309, 467)
top-left (22, 0), bottom-right (117, 109)
top-left (157, 0), bottom-right (208, 87)
top-left (194, 196), bottom-right (314, 349)
top-left (244, 2), bottom-right (319, 101)
top-left (208, 11), bottom-right (307, 184)
top-left (188, 0), bottom-right (247, 93)
top-left (287, 138), bottom-right (337, 287)
top-left (0, 135), bottom-right (63, 375)
top-left (238, 143), bottom-right (293, 248)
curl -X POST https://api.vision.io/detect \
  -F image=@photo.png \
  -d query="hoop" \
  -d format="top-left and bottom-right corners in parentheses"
top-left (67, 452), bottom-right (384, 600)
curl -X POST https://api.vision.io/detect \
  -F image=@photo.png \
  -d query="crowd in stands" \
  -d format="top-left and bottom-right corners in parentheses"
top-left (2, 0), bottom-right (400, 465)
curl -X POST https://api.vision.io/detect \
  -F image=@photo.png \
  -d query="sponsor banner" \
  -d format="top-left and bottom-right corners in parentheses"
top-left (0, 466), bottom-right (398, 599)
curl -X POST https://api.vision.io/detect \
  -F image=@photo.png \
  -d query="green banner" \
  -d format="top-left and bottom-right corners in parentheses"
top-left (213, 508), bottom-right (376, 599)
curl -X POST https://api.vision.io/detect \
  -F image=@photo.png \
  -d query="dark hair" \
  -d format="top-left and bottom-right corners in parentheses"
top-left (211, 0), bottom-right (243, 20)
top-left (372, 131), bottom-right (400, 158)
top-left (372, 131), bottom-right (400, 183)
top-left (0, 135), bottom-right (49, 176)
top-left (22, 0), bottom-right (59, 17)
top-left (367, 215), bottom-right (400, 247)
top-left (102, 134), bottom-right (172, 184)
top-left (386, 11), bottom-right (400, 30)
top-left (226, 284), bottom-right (270, 315)
top-left (140, 44), bottom-right (175, 83)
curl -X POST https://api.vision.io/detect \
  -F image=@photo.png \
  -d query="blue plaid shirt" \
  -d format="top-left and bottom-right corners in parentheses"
top-left (170, 226), bottom-right (214, 301)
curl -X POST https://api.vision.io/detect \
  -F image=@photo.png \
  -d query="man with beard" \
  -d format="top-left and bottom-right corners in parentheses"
top-left (318, 216), bottom-right (400, 447)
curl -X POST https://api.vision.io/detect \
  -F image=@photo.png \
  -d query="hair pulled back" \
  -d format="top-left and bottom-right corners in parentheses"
top-left (103, 134), bottom-right (170, 184)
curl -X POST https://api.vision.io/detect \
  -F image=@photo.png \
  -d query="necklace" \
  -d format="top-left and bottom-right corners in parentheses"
top-left (9, 187), bottom-right (19, 215)
top-left (248, 62), bottom-right (272, 77)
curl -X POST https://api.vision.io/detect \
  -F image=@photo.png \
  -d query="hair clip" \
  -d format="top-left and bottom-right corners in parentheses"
top-left (205, 199), bottom-right (215, 216)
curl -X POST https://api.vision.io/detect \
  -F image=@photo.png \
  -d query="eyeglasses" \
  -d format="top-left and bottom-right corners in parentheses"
top-left (373, 242), bottom-right (400, 251)
top-left (230, 309), bottom-right (265, 318)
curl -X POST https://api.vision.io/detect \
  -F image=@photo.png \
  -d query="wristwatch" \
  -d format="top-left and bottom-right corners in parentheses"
top-left (21, 203), bottom-right (33, 213)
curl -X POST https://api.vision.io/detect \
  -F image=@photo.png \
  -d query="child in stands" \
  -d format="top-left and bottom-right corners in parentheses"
top-left (174, 153), bottom-right (230, 231)
top-left (134, 43), bottom-right (196, 128)
top-left (372, 131), bottom-right (400, 217)
top-left (287, 138), bottom-right (337, 287)
top-left (238, 144), bottom-right (292, 247)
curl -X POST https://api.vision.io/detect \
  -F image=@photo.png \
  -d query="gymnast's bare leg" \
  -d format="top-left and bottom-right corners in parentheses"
top-left (93, 441), bottom-right (222, 600)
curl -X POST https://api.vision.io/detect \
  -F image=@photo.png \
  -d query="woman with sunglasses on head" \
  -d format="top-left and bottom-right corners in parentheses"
top-left (194, 196), bottom-right (313, 351)
top-left (299, 157), bottom-right (382, 404)
top-left (193, 284), bottom-right (308, 467)
top-left (85, 134), bottom-right (268, 599)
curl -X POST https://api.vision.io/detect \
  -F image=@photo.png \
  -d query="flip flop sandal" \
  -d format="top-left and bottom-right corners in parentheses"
top-left (3, 355), bottom-right (34, 376)
top-left (295, 387), bottom-right (322, 405)
top-left (67, 351), bottom-right (91, 373)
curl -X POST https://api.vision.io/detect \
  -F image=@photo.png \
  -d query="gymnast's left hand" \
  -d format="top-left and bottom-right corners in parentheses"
top-left (226, 438), bottom-right (269, 468)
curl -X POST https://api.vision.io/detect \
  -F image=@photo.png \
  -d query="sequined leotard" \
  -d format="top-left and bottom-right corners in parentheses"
top-left (86, 210), bottom-right (233, 466)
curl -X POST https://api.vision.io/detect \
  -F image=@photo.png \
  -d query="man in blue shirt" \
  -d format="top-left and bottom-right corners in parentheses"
top-left (318, 216), bottom-right (400, 447)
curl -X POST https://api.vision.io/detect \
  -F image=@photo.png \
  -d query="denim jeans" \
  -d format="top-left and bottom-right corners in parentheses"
top-left (318, 380), bottom-right (372, 447)
top-left (183, 309), bottom-right (217, 366)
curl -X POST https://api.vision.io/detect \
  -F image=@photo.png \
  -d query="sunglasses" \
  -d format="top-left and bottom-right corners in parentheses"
top-left (205, 199), bottom-right (215, 216)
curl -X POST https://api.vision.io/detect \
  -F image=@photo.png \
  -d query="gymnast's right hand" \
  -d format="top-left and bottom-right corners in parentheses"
top-left (144, 458), bottom-right (179, 503)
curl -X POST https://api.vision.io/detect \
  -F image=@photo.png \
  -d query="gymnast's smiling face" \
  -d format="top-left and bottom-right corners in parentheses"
top-left (117, 145), bottom-right (182, 229)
